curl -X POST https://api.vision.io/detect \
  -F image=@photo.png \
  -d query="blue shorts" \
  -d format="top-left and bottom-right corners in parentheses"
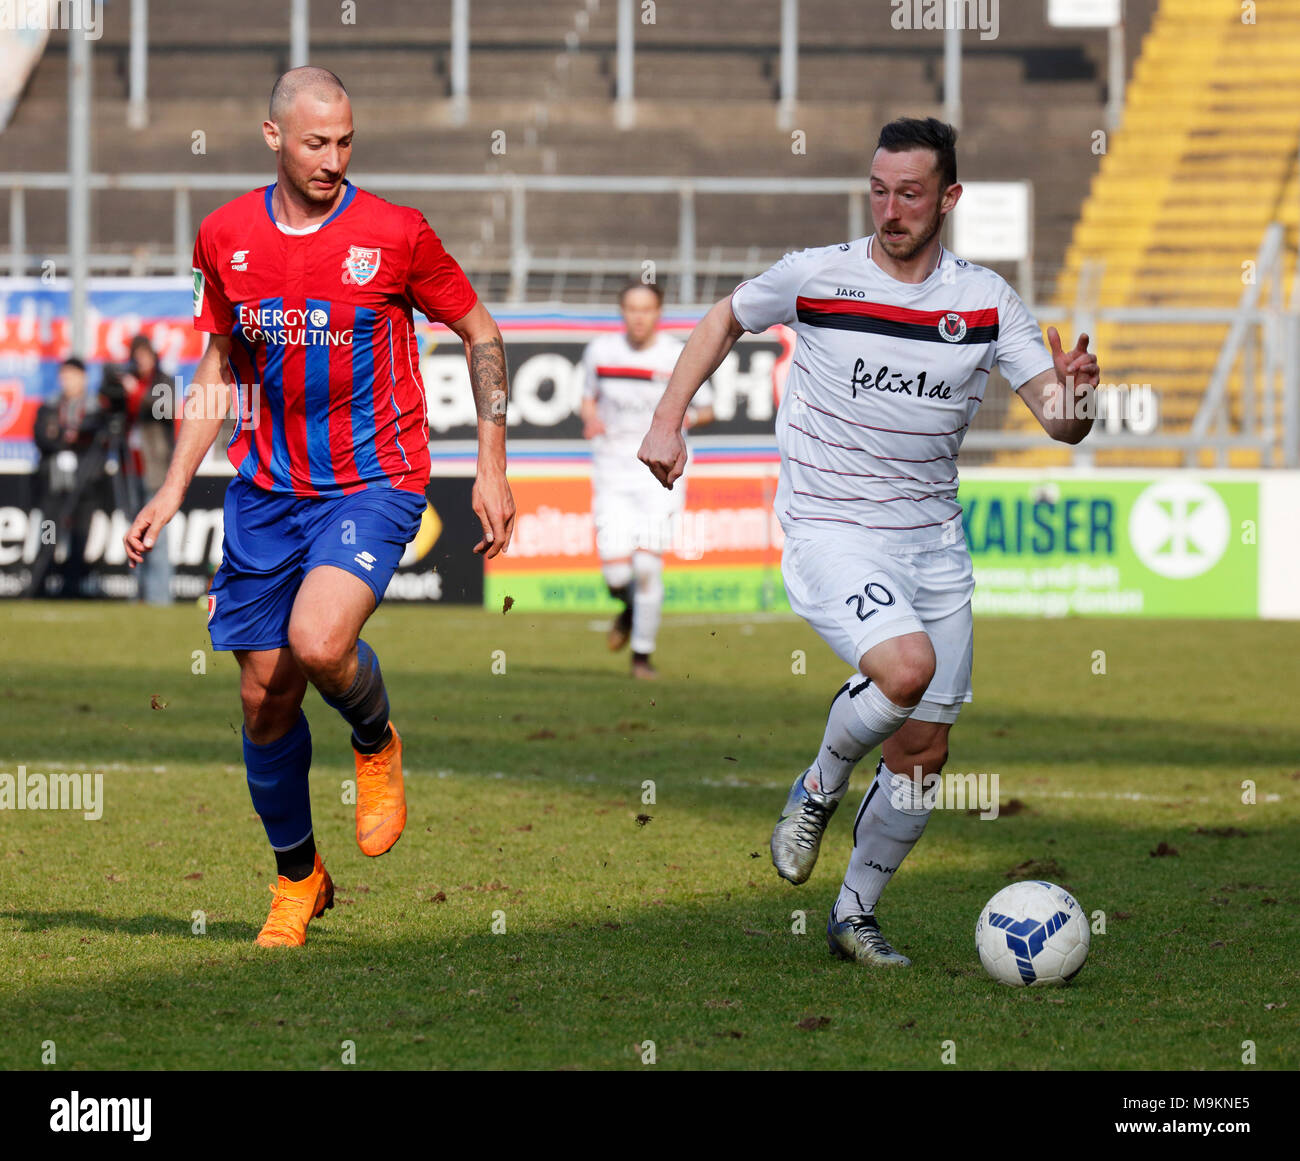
top-left (208, 478), bottom-right (426, 652)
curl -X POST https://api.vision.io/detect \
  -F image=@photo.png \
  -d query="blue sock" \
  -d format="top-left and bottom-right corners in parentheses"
top-left (244, 711), bottom-right (313, 851)
top-left (319, 638), bottom-right (391, 753)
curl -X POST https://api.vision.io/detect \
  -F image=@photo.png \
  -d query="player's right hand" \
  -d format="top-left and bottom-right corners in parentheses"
top-left (638, 421), bottom-right (687, 490)
top-left (124, 492), bottom-right (181, 567)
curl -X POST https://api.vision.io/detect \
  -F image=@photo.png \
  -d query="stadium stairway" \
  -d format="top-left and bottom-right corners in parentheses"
top-left (1001, 0), bottom-right (1300, 469)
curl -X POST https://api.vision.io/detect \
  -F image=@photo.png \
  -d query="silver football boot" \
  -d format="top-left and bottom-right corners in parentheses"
top-left (827, 909), bottom-right (912, 967)
top-left (770, 769), bottom-right (838, 885)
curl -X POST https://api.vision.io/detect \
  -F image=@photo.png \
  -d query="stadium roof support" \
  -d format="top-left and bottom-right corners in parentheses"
top-left (67, 24), bottom-right (90, 359)
top-left (615, 0), bottom-right (634, 130)
top-left (127, 0), bottom-right (148, 129)
top-left (943, 19), bottom-right (961, 130)
top-left (450, 0), bottom-right (468, 125)
top-left (777, 0), bottom-right (798, 130)
top-left (290, 0), bottom-right (309, 68)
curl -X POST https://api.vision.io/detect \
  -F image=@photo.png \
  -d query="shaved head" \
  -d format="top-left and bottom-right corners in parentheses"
top-left (263, 68), bottom-right (354, 219)
top-left (269, 66), bottom-right (349, 125)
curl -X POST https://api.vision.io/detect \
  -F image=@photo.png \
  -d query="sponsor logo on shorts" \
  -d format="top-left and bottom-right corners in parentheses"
top-left (206, 594), bottom-right (216, 622)
top-left (354, 550), bottom-right (377, 572)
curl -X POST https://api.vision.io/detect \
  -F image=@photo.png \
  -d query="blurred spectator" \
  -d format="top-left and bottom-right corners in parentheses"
top-left (123, 335), bottom-right (178, 604)
top-left (32, 358), bottom-right (106, 597)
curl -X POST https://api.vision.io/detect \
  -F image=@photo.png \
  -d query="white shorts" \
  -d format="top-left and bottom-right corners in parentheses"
top-left (781, 533), bottom-right (975, 723)
top-left (592, 474), bottom-right (684, 560)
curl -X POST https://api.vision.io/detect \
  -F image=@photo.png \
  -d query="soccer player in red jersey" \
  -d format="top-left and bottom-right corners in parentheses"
top-left (124, 68), bottom-right (515, 947)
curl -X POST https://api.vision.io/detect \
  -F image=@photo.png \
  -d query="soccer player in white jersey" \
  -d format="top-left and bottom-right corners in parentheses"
top-left (639, 118), bottom-right (1099, 966)
top-left (581, 281), bottom-right (713, 679)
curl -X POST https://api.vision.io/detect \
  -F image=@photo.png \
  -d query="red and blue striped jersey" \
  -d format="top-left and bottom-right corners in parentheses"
top-left (192, 182), bottom-right (478, 497)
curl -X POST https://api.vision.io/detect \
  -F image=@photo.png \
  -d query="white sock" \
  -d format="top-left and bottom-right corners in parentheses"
top-left (629, 550), bottom-right (664, 655)
top-left (835, 762), bottom-right (933, 919)
top-left (602, 559), bottom-right (633, 590)
top-left (804, 675), bottom-right (915, 800)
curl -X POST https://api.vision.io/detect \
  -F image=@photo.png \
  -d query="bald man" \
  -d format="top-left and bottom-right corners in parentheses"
top-left (126, 68), bottom-right (516, 947)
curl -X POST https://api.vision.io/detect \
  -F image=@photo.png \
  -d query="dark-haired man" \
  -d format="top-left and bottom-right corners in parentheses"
top-left (125, 67), bottom-right (515, 947)
top-left (639, 117), bottom-right (1099, 966)
top-left (581, 281), bottom-right (712, 678)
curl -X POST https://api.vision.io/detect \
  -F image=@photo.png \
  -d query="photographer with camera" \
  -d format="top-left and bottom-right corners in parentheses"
top-left (30, 357), bottom-right (130, 599)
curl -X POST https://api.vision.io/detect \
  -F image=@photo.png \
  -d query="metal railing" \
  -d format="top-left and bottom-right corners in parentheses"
top-left (0, 170), bottom-right (876, 303)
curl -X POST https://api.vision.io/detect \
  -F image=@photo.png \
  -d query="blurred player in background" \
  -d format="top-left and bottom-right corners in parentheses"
top-left (125, 67), bottom-right (515, 947)
top-left (581, 281), bottom-right (713, 679)
top-left (640, 117), bottom-right (1098, 966)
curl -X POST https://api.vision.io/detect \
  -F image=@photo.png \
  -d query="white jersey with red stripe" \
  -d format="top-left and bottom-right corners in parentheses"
top-left (731, 235), bottom-right (1054, 547)
top-left (582, 330), bottom-right (712, 487)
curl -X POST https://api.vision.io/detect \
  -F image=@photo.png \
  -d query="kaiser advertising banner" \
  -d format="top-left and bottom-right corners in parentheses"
top-left (487, 469), bottom-right (1268, 620)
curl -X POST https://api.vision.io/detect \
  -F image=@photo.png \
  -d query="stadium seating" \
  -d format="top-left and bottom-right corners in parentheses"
top-left (1011, 0), bottom-right (1300, 469)
top-left (4, 0), bottom-right (1155, 312)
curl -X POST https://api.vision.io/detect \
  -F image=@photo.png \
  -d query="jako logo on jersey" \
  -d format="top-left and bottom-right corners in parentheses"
top-left (938, 312), bottom-right (967, 342)
top-left (354, 551), bottom-right (377, 572)
top-left (835, 287), bottom-right (867, 298)
top-left (342, 246), bottom-right (382, 286)
top-left (230, 250), bottom-right (250, 271)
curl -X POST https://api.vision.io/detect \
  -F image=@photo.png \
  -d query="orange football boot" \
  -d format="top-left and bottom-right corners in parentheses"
top-left (255, 853), bottom-right (334, 947)
top-left (355, 724), bottom-right (406, 856)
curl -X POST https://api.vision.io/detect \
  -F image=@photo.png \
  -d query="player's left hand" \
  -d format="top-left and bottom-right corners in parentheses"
top-left (472, 467), bottom-right (515, 558)
top-left (1048, 328), bottom-right (1100, 392)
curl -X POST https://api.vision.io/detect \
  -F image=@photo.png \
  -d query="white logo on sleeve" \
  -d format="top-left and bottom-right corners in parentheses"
top-left (230, 250), bottom-right (250, 271)
top-left (354, 551), bottom-right (377, 572)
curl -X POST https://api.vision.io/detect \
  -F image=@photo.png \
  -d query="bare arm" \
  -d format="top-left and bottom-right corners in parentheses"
top-left (580, 395), bottom-right (605, 439)
top-left (444, 301), bottom-right (515, 556)
top-left (1016, 328), bottom-right (1099, 446)
top-left (124, 334), bottom-right (232, 565)
top-left (639, 297), bottom-right (745, 487)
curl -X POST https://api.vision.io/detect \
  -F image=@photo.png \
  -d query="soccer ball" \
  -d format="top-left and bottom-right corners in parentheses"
top-left (975, 880), bottom-right (1090, 987)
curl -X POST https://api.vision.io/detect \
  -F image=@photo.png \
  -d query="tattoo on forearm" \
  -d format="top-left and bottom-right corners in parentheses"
top-left (470, 338), bottom-right (508, 425)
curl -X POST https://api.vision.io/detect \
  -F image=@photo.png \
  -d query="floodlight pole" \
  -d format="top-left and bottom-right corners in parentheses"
top-left (68, 23), bottom-right (92, 358)
top-left (128, 0), bottom-right (148, 129)
top-left (290, 0), bottom-right (309, 68)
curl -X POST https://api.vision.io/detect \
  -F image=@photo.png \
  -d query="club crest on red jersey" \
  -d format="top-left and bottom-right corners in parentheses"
top-left (342, 246), bottom-right (382, 286)
top-left (938, 312), bottom-right (967, 342)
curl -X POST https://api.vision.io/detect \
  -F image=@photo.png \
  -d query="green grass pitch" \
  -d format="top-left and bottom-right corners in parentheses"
top-left (1, 602), bottom-right (1297, 1070)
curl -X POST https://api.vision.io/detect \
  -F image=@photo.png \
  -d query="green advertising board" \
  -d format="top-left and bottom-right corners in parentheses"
top-left (960, 477), bottom-right (1258, 618)
top-left (484, 475), bottom-right (1259, 619)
